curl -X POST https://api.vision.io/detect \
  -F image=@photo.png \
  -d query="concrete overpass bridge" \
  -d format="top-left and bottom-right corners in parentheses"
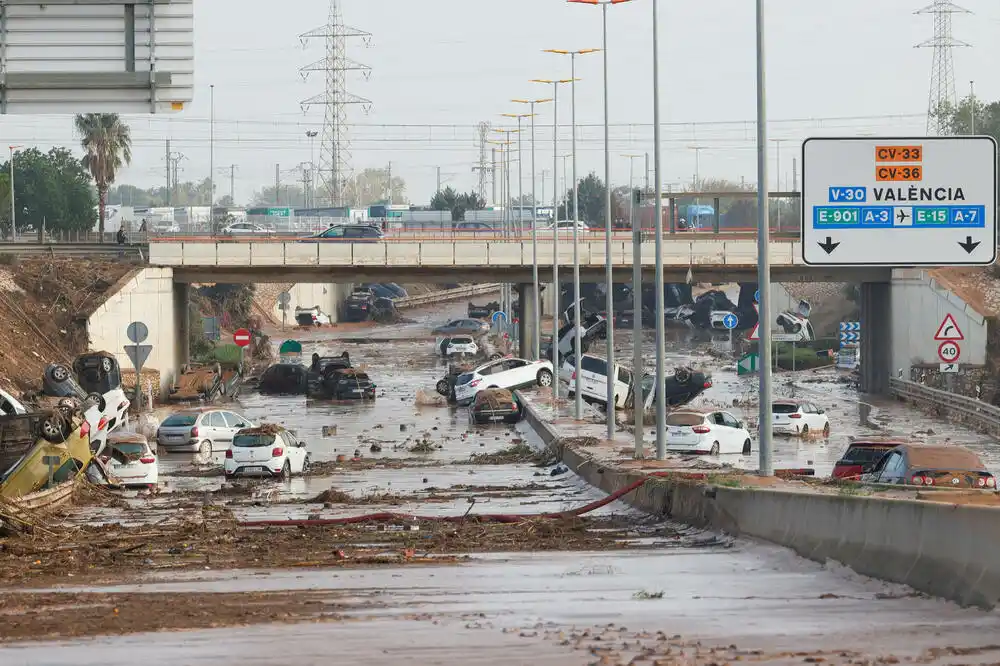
top-left (148, 237), bottom-right (889, 284)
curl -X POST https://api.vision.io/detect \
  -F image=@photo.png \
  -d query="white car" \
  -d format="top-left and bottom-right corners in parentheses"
top-left (560, 353), bottom-right (634, 409)
top-left (222, 222), bottom-right (273, 235)
top-left (295, 306), bottom-right (332, 326)
top-left (156, 408), bottom-right (257, 457)
top-left (772, 400), bottom-right (830, 436)
top-left (103, 432), bottom-right (158, 488)
top-left (0, 388), bottom-right (27, 416)
top-left (444, 336), bottom-right (478, 357)
top-left (540, 220), bottom-right (591, 234)
top-left (665, 410), bottom-right (753, 456)
top-left (454, 357), bottom-right (555, 406)
top-left (225, 426), bottom-right (309, 479)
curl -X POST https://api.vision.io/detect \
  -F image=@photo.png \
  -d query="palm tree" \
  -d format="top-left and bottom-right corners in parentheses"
top-left (74, 113), bottom-right (132, 241)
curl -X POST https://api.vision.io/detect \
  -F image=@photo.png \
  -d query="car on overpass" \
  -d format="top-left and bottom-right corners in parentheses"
top-left (222, 222), bottom-right (274, 235)
top-left (306, 224), bottom-right (383, 242)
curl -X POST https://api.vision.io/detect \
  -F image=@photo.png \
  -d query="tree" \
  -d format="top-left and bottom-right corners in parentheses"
top-left (934, 95), bottom-right (1000, 191)
top-left (108, 178), bottom-right (214, 207)
top-left (430, 188), bottom-right (485, 221)
top-left (252, 184), bottom-right (306, 207)
top-left (0, 148), bottom-right (97, 234)
top-left (74, 113), bottom-right (132, 241)
top-left (342, 168), bottom-right (407, 207)
top-left (559, 173), bottom-right (606, 225)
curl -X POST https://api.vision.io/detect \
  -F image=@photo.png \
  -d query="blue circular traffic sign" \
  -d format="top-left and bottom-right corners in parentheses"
top-left (491, 311), bottom-right (508, 325)
top-left (754, 290), bottom-right (760, 304)
top-left (722, 313), bottom-right (739, 330)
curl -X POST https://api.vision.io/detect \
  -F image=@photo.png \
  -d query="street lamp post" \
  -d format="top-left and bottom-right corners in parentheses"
top-left (532, 79), bottom-right (573, 403)
top-left (570, 0), bottom-right (634, 439)
top-left (513, 98), bottom-right (553, 361)
top-left (970, 80), bottom-right (976, 134)
top-left (651, 0), bottom-right (668, 458)
top-left (8, 145), bottom-right (21, 239)
top-left (755, 0), bottom-right (774, 476)
top-left (545, 48), bottom-right (599, 419)
top-left (492, 128), bottom-right (520, 324)
top-left (209, 84), bottom-right (215, 208)
top-left (306, 130), bottom-right (318, 207)
top-left (623, 153), bottom-right (644, 457)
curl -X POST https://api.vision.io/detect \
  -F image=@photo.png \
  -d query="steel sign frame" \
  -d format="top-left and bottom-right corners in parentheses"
top-left (801, 136), bottom-right (998, 268)
top-left (0, 0), bottom-right (194, 114)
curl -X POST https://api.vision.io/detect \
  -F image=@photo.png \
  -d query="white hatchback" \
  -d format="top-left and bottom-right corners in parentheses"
top-left (772, 400), bottom-right (830, 437)
top-left (665, 410), bottom-right (753, 456)
top-left (225, 426), bottom-right (309, 479)
top-left (444, 336), bottom-right (478, 357)
top-left (454, 357), bottom-right (555, 406)
top-left (103, 432), bottom-right (158, 488)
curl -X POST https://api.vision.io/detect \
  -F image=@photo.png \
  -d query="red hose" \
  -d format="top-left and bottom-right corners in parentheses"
top-left (236, 477), bottom-right (649, 528)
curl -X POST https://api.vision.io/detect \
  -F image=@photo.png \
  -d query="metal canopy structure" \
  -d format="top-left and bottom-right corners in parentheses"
top-left (0, 0), bottom-right (194, 114)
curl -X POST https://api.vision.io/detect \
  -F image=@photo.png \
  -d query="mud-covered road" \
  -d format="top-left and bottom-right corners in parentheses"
top-left (5, 299), bottom-right (1000, 664)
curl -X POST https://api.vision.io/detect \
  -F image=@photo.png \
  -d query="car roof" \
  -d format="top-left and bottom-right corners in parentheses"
top-left (670, 409), bottom-right (711, 417)
top-left (772, 399), bottom-right (802, 405)
top-left (894, 444), bottom-right (986, 470)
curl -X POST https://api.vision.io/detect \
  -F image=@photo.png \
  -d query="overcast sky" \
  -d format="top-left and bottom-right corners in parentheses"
top-left (2, 0), bottom-right (997, 206)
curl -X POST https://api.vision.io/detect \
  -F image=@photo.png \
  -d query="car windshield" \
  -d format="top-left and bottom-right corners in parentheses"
top-left (452, 337), bottom-right (473, 345)
top-left (233, 433), bottom-right (277, 448)
top-left (162, 413), bottom-right (198, 427)
top-left (455, 373), bottom-right (474, 386)
top-left (772, 403), bottom-right (800, 414)
top-left (841, 445), bottom-right (897, 465)
top-left (666, 413), bottom-right (704, 427)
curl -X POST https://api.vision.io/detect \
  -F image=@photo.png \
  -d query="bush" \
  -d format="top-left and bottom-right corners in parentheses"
top-left (775, 347), bottom-right (832, 371)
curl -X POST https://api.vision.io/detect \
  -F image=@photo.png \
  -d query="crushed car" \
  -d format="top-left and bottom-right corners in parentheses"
top-left (258, 362), bottom-right (309, 395)
top-left (168, 362), bottom-right (243, 403)
top-left (469, 388), bottom-right (523, 425)
top-left (468, 301), bottom-right (500, 320)
top-left (100, 431), bottom-right (158, 489)
top-left (0, 411), bottom-right (93, 499)
top-left (435, 362), bottom-right (475, 403)
top-left (306, 352), bottom-right (352, 396)
top-left (295, 306), bottom-right (332, 327)
top-left (316, 367), bottom-right (377, 401)
top-left (624, 366), bottom-right (713, 411)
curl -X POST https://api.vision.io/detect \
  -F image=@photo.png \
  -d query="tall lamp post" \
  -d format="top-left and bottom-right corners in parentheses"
top-left (651, 0), bottom-right (667, 458)
top-left (544, 47), bottom-right (599, 419)
top-left (513, 98), bottom-right (553, 361)
top-left (531, 79), bottom-right (573, 403)
top-left (489, 134), bottom-right (516, 325)
top-left (209, 84), bottom-right (215, 208)
top-left (755, 0), bottom-right (774, 476)
top-left (8, 145), bottom-right (22, 240)
top-left (306, 130), bottom-right (318, 207)
top-left (570, 0), bottom-right (633, 439)
top-left (623, 153), bottom-right (644, 457)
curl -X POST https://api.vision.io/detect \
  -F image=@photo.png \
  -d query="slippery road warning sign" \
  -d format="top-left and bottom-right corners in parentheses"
top-left (934, 314), bottom-right (964, 341)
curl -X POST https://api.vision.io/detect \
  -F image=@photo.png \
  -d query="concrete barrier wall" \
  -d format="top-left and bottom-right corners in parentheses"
top-left (87, 267), bottom-right (179, 395)
top-left (522, 398), bottom-right (1000, 610)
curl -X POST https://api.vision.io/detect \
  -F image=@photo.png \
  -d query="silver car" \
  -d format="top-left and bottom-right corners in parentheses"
top-left (156, 408), bottom-right (256, 457)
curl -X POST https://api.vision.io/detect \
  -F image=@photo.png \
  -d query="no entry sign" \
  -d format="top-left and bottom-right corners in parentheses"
top-left (233, 328), bottom-right (252, 348)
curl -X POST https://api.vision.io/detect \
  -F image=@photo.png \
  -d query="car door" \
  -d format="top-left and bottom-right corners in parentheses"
top-left (807, 403), bottom-right (826, 431)
top-left (282, 431), bottom-right (307, 472)
top-left (720, 412), bottom-right (744, 452)
top-left (319, 226), bottom-right (346, 240)
top-left (579, 356), bottom-right (607, 401)
top-left (501, 359), bottom-right (530, 388)
top-left (615, 366), bottom-right (633, 407)
top-left (344, 226), bottom-right (366, 242)
top-left (205, 411), bottom-right (228, 446)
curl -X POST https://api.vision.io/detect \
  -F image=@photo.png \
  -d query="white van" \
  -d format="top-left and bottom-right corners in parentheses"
top-left (560, 353), bottom-right (634, 409)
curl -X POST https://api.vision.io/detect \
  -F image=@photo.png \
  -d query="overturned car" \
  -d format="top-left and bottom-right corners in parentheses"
top-left (625, 366), bottom-right (714, 411)
top-left (168, 362), bottom-right (242, 403)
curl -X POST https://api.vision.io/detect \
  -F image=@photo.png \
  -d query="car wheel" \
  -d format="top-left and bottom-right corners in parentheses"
top-left (280, 460), bottom-right (291, 480)
top-left (37, 412), bottom-right (69, 443)
top-left (801, 424), bottom-right (809, 436)
top-left (86, 392), bottom-right (107, 412)
top-left (536, 369), bottom-right (554, 387)
top-left (823, 422), bottom-right (831, 437)
top-left (709, 442), bottom-right (720, 456)
top-left (743, 439), bottom-right (752, 455)
top-left (101, 357), bottom-right (114, 373)
top-left (198, 440), bottom-right (212, 458)
top-left (435, 380), bottom-right (450, 396)
top-left (489, 353), bottom-right (503, 361)
top-left (488, 385), bottom-right (498, 390)
top-left (50, 364), bottom-right (71, 383)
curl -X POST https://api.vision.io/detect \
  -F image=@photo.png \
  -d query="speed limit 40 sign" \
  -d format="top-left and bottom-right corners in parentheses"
top-left (938, 341), bottom-right (961, 364)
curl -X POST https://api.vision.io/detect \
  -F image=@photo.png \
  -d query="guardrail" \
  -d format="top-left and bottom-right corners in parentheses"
top-left (0, 243), bottom-right (148, 259)
top-left (888, 377), bottom-right (1000, 434)
top-left (394, 283), bottom-right (502, 309)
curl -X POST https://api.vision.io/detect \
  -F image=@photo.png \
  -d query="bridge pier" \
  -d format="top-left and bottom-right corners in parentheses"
top-left (860, 281), bottom-right (891, 395)
top-left (517, 283), bottom-right (539, 360)
top-left (173, 282), bottom-right (191, 366)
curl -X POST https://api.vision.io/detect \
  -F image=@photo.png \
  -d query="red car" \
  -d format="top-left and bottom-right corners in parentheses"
top-left (832, 439), bottom-right (907, 480)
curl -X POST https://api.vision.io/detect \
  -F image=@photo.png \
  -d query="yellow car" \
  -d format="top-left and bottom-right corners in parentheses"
top-left (0, 414), bottom-right (93, 499)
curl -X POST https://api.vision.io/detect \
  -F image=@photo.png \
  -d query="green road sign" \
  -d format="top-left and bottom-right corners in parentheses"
top-left (738, 353), bottom-right (759, 376)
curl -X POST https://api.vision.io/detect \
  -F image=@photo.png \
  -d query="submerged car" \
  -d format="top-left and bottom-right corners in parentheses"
top-left (320, 367), bottom-right (376, 400)
top-left (258, 363), bottom-right (309, 395)
top-left (435, 363), bottom-right (475, 403)
top-left (344, 289), bottom-right (377, 322)
top-left (862, 444), bottom-right (996, 489)
top-left (295, 306), bottom-right (332, 327)
top-left (832, 438), bottom-right (906, 480)
top-left (225, 424), bottom-right (309, 479)
top-left (772, 400), bottom-right (830, 437)
top-left (156, 408), bottom-right (255, 456)
top-left (432, 318), bottom-right (491, 337)
top-left (453, 357), bottom-right (554, 407)
top-left (469, 388), bottom-right (522, 425)
top-left (468, 301), bottom-right (500, 320)
top-left (101, 432), bottom-right (158, 489)
top-left (664, 410), bottom-right (753, 456)
top-left (306, 352), bottom-right (352, 396)
top-left (441, 336), bottom-right (479, 357)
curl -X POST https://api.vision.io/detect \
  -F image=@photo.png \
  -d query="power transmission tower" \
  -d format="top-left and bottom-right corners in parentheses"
top-left (167, 151), bottom-right (186, 205)
top-left (916, 0), bottom-right (971, 135)
top-left (472, 121), bottom-right (491, 202)
top-left (299, 0), bottom-right (373, 208)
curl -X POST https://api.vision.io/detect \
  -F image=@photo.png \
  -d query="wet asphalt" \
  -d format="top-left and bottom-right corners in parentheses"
top-left (10, 298), bottom-right (1000, 663)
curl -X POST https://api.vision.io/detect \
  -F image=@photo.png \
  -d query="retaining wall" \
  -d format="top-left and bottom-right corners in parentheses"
top-left (522, 399), bottom-right (1000, 610)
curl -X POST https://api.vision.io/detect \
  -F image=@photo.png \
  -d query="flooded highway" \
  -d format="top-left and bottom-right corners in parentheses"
top-left (6, 299), bottom-right (1000, 664)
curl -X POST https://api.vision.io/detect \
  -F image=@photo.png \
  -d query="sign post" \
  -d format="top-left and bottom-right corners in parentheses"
top-left (802, 137), bottom-right (997, 267)
top-left (234, 328), bottom-right (251, 369)
top-left (278, 291), bottom-right (291, 331)
top-left (124, 321), bottom-right (151, 411)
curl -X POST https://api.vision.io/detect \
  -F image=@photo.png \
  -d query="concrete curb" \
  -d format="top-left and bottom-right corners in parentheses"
top-left (520, 396), bottom-right (1000, 610)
